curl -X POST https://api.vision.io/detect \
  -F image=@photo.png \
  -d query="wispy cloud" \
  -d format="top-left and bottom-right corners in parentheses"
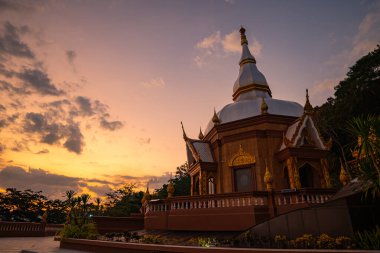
top-left (310, 3), bottom-right (380, 103)
top-left (141, 77), bottom-right (166, 88)
top-left (194, 29), bottom-right (262, 68)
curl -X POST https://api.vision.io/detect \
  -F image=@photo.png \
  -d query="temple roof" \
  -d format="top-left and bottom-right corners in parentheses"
top-left (181, 122), bottom-right (214, 164)
top-left (279, 91), bottom-right (331, 151)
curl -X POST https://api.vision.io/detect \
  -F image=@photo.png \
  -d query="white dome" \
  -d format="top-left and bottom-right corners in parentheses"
top-left (204, 97), bottom-right (303, 135)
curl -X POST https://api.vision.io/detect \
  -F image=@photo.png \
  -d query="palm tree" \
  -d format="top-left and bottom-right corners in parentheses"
top-left (65, 190), bottom-right (76, 224)
top-left (81, 194), bottom-right (90, 225)
top-left (95, 198), bottom-right (101, 216)
top-left (347, 115), bottom-right (380, 198)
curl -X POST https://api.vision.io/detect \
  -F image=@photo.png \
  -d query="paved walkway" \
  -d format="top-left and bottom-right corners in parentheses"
top-left (0, 237), bottom-right (89, 253)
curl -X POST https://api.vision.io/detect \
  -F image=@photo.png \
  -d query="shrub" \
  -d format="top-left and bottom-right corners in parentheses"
top-left (274, 235), bottom-right (288, 248)
top-left (335, 236), bottom-right (352, 249)
top-left (292, 234), bottom-right (316, 249)
top-left (60, 223), bottom-right (98, 239)
top-left (141, 235), bottom-right (162, 244)
top-left (355, 226), bottom-right (380, 250)
top-left (198, 237), bottom-right (217, 247)
top-left (317, 233), bottom-right (335, 249)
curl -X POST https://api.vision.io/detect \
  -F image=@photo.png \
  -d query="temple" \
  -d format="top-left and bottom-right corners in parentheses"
top-left (144, 27), bottom-right (336, 232)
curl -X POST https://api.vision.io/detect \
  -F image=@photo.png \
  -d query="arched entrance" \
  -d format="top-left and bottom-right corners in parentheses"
top-left (299, 163), bottom-right (314, 188)
top-left (284, 166), bottom-right (290, 189)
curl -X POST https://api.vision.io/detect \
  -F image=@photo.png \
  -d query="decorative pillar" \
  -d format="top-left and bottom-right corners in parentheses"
top-left (286, 157), bottom-right (300, 189)
top-left (190, 176), bottom-right (194, 196)
top-left (200, 171), bottom-right (207, 195)
top-left (320, 158), bottom-right (332, 188)
top-left (263, 163), bottom-right (273, 191)
top-left (339, 163), bottom-right (349, 185)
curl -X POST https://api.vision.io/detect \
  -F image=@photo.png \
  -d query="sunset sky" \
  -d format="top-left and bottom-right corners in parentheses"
top-left (0, 0), bottom-right (379, 199)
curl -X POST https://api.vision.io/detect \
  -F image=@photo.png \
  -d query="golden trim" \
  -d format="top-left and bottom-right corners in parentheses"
top-left (240, 58), bottom-right (256, 66)
top-left (228, 144), bottom-right (256, 167)
top-left (232, 83), bottom-right (272, 101)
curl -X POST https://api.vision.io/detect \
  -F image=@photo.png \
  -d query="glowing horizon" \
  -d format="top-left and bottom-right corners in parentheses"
top-left (0, 0), bottom-right (379, 199)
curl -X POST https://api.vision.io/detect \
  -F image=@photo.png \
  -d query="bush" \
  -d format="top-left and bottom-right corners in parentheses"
top-left (141, 235), bottom-right (162, 244)
top-left (198, 237), bottom-right (217, 247)
top-left (60, 223), bottom-right (98, 239)
top-left (355, 226), bottom-right (380, 250)
top-left (317, 233), bottom-right (335, 249)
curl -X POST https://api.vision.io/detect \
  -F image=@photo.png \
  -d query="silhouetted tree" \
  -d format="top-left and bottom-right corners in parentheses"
top-left (155, 162), bottom-right (190, 198)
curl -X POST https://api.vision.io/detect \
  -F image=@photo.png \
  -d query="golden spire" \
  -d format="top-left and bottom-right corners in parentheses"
top-left (263, 161), bottom-right (273, 191)
top-left (304, 89), bottom-right (313, 114)
top-left (181, 121), bottom-right (188, 140)
top-left (261, 97), bottom-right (268, 114)
top-left (212, 108), bottom-right (220, 125)
top-left (339, 159), bottom-right (349, 185)
top-left (239, 26), bottom-right (248, 45)
top-left (198, 127), bottom-right (204, 140)
top-left (141, 183), bottom-right (151, 203)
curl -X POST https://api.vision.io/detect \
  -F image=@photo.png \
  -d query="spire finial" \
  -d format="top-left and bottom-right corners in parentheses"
top-left (212, 108), bottom-right (220, 125)
top-left (261, 97), bottom-right (268, 114)
top-left (181, 121), bottom-right (188, 140)
top-left (240, 26), bottom-right (248, 45)
top-left (198, 127), bottom-right (204, 140)
top-left (141, 182), bottom-right (151, 203)
top-left (304, 89), bottom-right (313, 114)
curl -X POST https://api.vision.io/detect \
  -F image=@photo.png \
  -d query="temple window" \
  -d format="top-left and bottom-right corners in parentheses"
top-left (234, 167), bottom-right (253, 192)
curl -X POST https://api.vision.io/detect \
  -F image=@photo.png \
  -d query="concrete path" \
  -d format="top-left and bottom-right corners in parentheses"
top-left (0, 237), bottom-right (89, 253)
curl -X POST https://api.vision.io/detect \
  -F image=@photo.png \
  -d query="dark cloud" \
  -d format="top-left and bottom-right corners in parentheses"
top-left (66, 50), bottom-right (76, 64)
top-left (0, 104), bottom-right (5, 111)
top-left (63, 123), bottom-right (84, 154)
top-left (35, 148), bottom-right (49, 154)
top-left (87, 185), bottom-right (112, 197)
top-left (100, 117), bottom-right (123, 131)
top-left (0, 0), bottom-right (37, 12)
top-left (0, 166), bottom-right (117, 199)
top-left (23, 112), bottom-right (85, 154)
top-left (0, 113), bottom-right (19, 128)
top-left (23, 112), bottom-right (45, 132)
top-left (0, 63), bottom-right (16, 78)
top-left (0, 21), bottom-right (34, 59)
top-left (11, 141), bottom-right (28, 152)
top-left (0, 80), bottom-right (30, 96)
top-left (75, 96), bottom-right (94, 116)
top-left (0, 166), bottom-right (81, 198)
top-left (17, 68), bottom-right (64, 96)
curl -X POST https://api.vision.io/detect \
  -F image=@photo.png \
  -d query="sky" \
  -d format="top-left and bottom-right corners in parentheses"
top-left (0, 0), bottom-right (379, 199)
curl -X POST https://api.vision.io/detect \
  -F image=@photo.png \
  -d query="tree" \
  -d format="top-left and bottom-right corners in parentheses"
top-left (0, 188), bottom-right (47, 222)
top-left (314, 45), bottom-right (380, 185)
top-left (347, 115), bottom-right (380, 198)
top-left (155, 162), bottom-right (190, 198)
top-left (103, 184), bottom-right (144, 217)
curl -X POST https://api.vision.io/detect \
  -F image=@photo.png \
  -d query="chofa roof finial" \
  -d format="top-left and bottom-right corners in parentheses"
top-left (181, 121), bottom-right (188, 140)
top-left (304, 89), bottom-right (313, 114)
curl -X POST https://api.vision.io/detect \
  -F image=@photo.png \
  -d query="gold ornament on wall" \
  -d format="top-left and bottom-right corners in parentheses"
top-left (228, 144), bottom-right (256, 167)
